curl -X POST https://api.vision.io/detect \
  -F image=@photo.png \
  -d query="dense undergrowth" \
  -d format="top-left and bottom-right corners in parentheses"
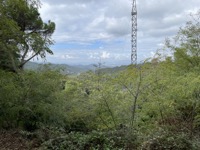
top-left (0, 57), bottom-right (200, 149)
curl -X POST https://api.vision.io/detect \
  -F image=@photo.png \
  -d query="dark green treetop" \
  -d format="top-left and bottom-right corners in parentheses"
top-left (0, 0), bottom-right (55, 72)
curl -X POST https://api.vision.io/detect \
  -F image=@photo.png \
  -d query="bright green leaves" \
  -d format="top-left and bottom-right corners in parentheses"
top-left (166, 11), bottom-right (200, 72)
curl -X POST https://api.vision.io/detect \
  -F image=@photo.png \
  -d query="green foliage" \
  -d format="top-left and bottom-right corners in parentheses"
top-left (0, 0), bottom-right (55, 72)
top-left (166, 11), bottom-right (200, 72)
top-left (0, 11), bottom-right (22, 72)
top-left (141, 130), bottom-right (199, 150)
top-left (41, 130), bottom-right (139, 150)
top-left (0, 69), bottom-right (67, 130)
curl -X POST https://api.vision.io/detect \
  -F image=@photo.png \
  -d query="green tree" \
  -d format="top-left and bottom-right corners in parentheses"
top-left (166, 10), bottom-right (200, 72)
top-left (0, 0), bottom-right (55, 72)
top-left (0, 5), bottom-right (22, 72)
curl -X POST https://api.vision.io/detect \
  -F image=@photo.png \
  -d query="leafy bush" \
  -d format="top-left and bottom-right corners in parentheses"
top-left (41, 129), bottom-right (139, 150)
top-left (0, 70), bottom-right (68, 130)
top-left (141, 130), bottom-right (199, 150)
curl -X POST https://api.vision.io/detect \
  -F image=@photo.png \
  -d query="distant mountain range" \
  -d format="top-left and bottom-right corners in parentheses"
top-left (24, 62), bottom-right (128, 75)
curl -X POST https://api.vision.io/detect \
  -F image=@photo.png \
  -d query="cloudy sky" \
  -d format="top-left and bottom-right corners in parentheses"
top-left (38, 0), bottom-right (200, 66)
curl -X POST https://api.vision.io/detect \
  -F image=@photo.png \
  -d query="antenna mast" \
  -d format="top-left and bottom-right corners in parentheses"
top-left (131, 0), bottom-right (137, 64)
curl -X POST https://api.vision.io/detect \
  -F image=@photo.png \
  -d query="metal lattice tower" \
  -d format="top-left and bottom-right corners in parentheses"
top-left (131, 0), bottom-right (137, 64)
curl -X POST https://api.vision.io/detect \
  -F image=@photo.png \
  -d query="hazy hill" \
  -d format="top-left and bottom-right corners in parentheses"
top-left (24, 62), bottom-right (127, 75)
top-left (24, 62), bottom-right (95, 74)
top-left (99, 65), bottom-right (127, 74)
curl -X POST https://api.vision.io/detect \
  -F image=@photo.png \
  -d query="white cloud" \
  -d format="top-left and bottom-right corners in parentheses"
top-left (100, 51), bottom-right (110, 59)
top-left (38, 0), bottom-right (200, 65)
top-left (61, 54), bottom-right (76, 59)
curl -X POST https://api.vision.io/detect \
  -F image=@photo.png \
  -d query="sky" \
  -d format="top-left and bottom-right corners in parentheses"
top-left (38, 0), bottom-right (200, 66)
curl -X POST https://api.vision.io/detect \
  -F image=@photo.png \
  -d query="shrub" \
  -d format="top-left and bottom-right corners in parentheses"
top-left (141, 130), bottom-right (199, 150)
top-left (41, 129), bottom-right (139, 150)
top-left (0, 69), bottom-right (68, 131)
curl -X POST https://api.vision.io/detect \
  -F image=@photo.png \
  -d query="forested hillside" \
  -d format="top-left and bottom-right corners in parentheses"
top-left (0, 0), bottom-right (200, 149)
top-left (24, 62), bottom-right (97, 75)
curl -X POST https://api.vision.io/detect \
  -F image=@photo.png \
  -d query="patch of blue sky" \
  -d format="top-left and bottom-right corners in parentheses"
top-left (51, 37), bottom-right (127, 50)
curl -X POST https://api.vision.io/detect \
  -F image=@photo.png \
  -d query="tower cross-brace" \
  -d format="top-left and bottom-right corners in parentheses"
top-left (131, 0), bottom-right (137, 64)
